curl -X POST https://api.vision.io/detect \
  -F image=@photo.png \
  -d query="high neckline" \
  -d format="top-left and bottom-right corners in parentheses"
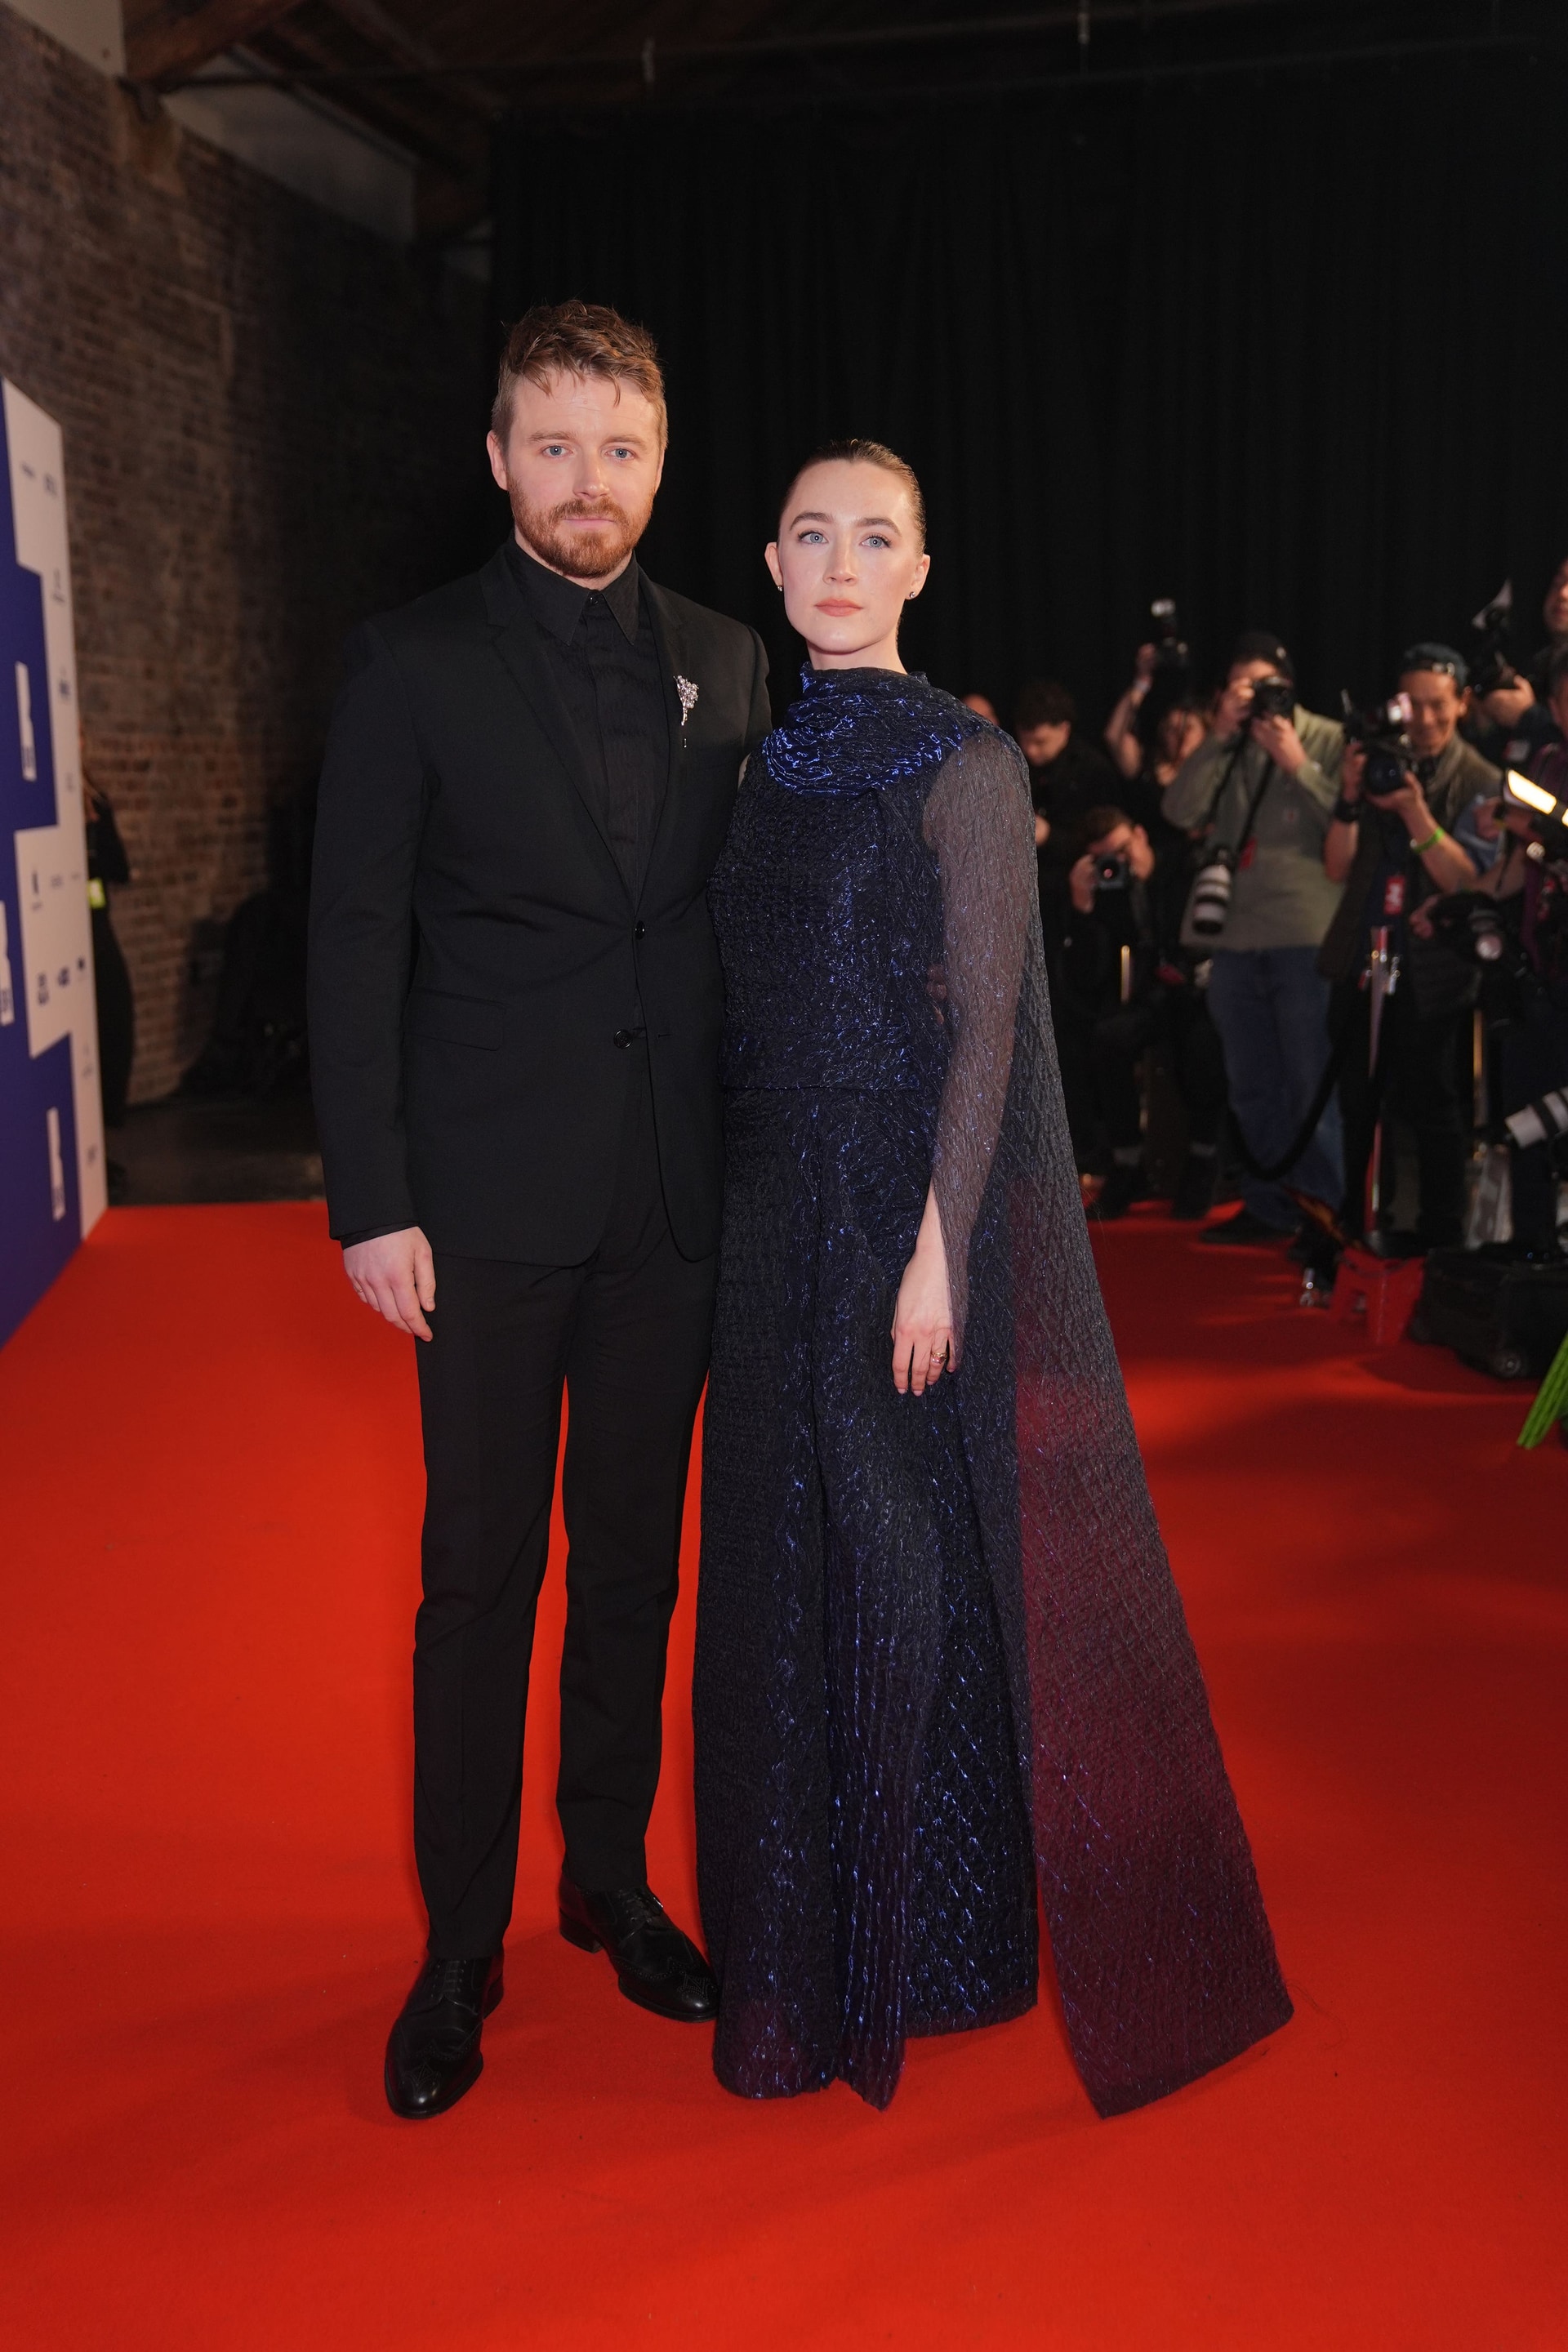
top-left (800, 664), bottom-right (924, 693)
top-left (761, 666), bottom-right (979, 795)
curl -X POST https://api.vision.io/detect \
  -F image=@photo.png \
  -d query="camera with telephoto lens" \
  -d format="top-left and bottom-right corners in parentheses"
top-left (1420, 892), bottom-right (1511, 967)
top-left (1469, 579), bottom-right (1518, 700)
top-left (1341, 690), bottom-right (1415, 800)
top-left (1148, 598), bottom-right (1190, 675)
top-left (1094, 852), bottom-right (1129, 893)
top-left (1187, 844), bottom-right (1238, 938)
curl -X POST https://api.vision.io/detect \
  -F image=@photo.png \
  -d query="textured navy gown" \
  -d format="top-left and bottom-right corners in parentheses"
top-left (694, 668), bottom-right (1291, 2114)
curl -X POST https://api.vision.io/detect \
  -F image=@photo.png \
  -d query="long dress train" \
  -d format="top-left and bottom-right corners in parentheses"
top-left (694, 667), bottom-right (1291, 2114)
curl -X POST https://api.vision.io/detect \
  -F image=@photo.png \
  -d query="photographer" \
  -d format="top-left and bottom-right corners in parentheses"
top-left (1417, 649), bottom-right (1568, 1256)
top-left (1319, 646), bottom-right (1493, 1253)
top-left (1474, 557), bottom-right (1568, 743)
top-left (1105, 653), bottom-right (1212, 842)
top-left (1058, 805), bottom-right (1227, 1220)
top-left (1015, 677), bottom-right (1120, 966)
top-left (1164, 631), bottom-right (1346, 1245)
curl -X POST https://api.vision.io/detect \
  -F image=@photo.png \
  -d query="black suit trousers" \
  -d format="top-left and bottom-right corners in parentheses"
top-left (412, 1045), bottom-right (715, 1957)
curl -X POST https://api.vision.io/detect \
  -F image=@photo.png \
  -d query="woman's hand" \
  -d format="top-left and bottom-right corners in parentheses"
top-left (892, 1188), bottom-right (955, 1396)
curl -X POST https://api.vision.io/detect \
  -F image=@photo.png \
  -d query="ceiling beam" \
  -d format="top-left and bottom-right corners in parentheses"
top-left (318, 0), bottom-right (504, 121)
top-left (126, 0), bottom-right (309, 89)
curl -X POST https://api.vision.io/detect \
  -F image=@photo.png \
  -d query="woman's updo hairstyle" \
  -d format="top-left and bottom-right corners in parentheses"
top-left (777, 438), bottom-right (927, 550)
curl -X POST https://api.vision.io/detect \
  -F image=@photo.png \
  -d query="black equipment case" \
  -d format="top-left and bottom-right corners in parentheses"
top-left (1413, 1247), bottom-right (1568, 1381)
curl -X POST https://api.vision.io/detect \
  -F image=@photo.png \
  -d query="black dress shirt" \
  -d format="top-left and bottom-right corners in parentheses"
top-left (505, 538), bottom-right (670, 898)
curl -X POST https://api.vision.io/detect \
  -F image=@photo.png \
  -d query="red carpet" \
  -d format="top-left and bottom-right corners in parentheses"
top-left (2, 1203), bottom-right (1563, 2349)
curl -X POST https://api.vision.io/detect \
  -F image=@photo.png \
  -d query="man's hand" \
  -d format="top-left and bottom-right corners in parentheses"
top-left (1068, 852), bottom-right (1098, 915)
top-left (343, 1226), bottom-right (436, 1340)
top-left (892, 1189), bottom-right (955, 1396)
top-left (1251, 711), bottom-right (1307, 774)
top-left (1481, 678), bottom-right (1534, 728)
top-left (1033, 809), bottom-right (1049, 848)
top-left (1338, 741), bottom-right (1366, 804)
top-left (1374, 771), bottom-right (1434, 837)
top-left (1213, 677), bottom-right (1255, 742)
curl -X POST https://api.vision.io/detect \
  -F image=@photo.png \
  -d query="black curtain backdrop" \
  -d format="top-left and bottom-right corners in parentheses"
top-left (492, 49), bottom-right (1566, 730)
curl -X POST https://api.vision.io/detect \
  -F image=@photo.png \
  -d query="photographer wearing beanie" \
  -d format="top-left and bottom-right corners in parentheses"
top-left (1164, 631), bottom-right (1346, 1244)
top-left (1319, 645), bottom-right (1494, 1252)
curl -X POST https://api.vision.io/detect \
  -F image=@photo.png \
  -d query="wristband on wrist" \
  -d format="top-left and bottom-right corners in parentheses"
top-left (1410, 825), bottom-right (1444, 855)
top-left (1332, 796), bottom-right (1360, 824)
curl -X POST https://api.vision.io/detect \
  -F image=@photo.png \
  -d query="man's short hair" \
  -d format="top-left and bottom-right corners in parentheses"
top-left (492, 300), bottom-right (667, 445)
top-left (1400, 641), bottom-right (1469, 689)
top-left (1014, 679), bottom-right (1076, 732)
top-left (1082, 805), bottom-right (1132, 844)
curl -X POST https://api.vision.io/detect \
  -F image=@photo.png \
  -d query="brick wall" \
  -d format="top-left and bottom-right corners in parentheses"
top-left (0, 6), bottom-right (493, 1101)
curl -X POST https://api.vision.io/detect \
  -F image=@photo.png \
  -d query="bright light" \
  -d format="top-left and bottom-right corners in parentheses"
top-left (1505, 769), bottom-right (1558, 815)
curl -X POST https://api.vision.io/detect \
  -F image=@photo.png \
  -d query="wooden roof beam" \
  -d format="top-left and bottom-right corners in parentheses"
top-left (126, 0), bottom-right (311, 89)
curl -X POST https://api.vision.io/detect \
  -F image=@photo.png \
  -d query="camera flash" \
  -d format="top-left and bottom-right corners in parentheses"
top-left (1505, 769), bottom-right (1557, 815)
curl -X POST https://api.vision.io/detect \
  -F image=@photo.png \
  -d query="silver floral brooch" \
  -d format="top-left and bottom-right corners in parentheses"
top-left (675, 675), bottom-right (699, 731)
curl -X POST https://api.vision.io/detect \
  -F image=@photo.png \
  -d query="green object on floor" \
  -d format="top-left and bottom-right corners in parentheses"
top-left (1517, 1328), bottom-right (1568, 1449)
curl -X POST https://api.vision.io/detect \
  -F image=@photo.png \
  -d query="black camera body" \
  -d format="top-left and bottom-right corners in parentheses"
top-left (1342, 691), bottom-right (1415, 800)
top-left (1148, 598), bottom-right (1190, 676)
top-left (1421, 891), bottom-right (1512, 969)
top-left (1469, 580), bottom-right (1518, 700)
top-left (1094, 852), bottom-right (1129, 893)
top-left (1249, 675), bottom-right (1295, 724)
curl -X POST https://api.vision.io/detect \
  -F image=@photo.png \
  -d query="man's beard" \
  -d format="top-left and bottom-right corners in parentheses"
top-left (510, 485), bottom-right (653, 581)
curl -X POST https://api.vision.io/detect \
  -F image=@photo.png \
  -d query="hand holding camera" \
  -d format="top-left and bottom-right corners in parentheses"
top-left (1214, 670), bottom-right (1299, 760)
top-left (1068, 853), bottom-right (1099, 916)
top-left (1213, 674), bottom-right (1257, 742)
top-left (1250, 707), bottom-right (1309, 775)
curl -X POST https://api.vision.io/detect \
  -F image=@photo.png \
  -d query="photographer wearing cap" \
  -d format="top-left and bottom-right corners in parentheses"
top-left (1415, 648), bottom-right (1568, 1256)
top-left (1319, 646), bottom-right (1493, 1253)
top-left (1058, 804), bottom-right (1228, 1220)
top-left (1164, 631), bottom-right (1346, 1245)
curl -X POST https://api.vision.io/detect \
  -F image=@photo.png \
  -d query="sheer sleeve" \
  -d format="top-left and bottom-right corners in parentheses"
top-left (921, 729), bottom-right (1036, 1349)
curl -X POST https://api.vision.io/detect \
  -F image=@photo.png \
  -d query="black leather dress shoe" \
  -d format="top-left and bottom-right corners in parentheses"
top-left (384, 1953), bottom-right (503, 2120)
top-left (558, 1873), bottom-right (719, 2023)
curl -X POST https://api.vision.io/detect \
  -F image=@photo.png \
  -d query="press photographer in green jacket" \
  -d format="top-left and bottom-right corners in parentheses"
top-left (1163, 631), bottom-right (1345, 1243)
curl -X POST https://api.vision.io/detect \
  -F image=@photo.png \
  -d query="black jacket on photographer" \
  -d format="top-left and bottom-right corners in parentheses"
top-left (1317, 733), bottom-right (1499, 1016)
top-left (1058, 841), bottom-right (1192, 1021)
top-left (1445, 737), bottom-right (1568, 1252)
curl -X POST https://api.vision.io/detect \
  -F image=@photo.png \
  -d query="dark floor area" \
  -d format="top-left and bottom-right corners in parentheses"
top-left (110, 1091), bottom-right (323, 1205)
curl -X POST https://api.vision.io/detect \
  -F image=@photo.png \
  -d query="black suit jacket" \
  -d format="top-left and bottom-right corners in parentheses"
top-left (308, 543), bottom-right (771, 1263)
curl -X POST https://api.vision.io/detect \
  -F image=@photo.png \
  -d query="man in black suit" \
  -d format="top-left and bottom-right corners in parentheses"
top-left (309, 301), bottom-right (770, 2119)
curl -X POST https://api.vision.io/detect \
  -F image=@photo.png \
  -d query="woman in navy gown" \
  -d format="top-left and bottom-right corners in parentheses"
top-left (693, 440), bottom-right (1290, 2115)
